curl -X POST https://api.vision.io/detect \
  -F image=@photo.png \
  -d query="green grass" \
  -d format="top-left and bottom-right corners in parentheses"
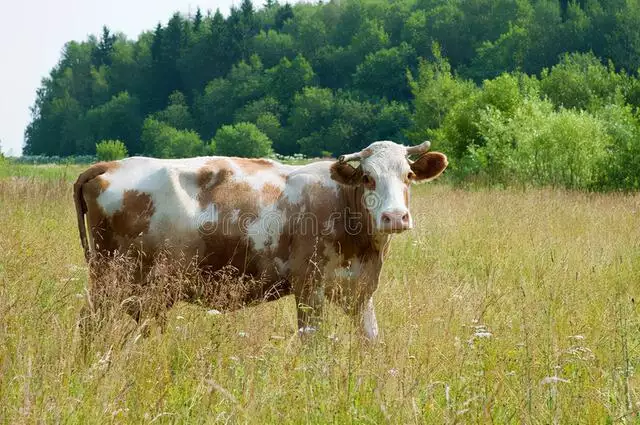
top-left (0, 160), bottom-right (85, 181)
top-left (1, 167), bottom-right (639, 423)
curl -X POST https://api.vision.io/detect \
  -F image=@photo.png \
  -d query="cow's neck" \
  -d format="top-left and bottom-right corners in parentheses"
top-left (336, 183), bottom-right (391, 260)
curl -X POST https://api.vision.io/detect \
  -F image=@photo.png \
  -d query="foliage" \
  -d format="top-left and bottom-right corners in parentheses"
top-left (152, 91), bottom-right (195, 130)
top-left (96, 140), bottom-right (128, 161)
top-left (141, 118), bottom-right (205, 158)
top-left (20, 0), bottom-right (640, 190)
top-left (213, 122), bottom-right (273, 157)
top-left (539, 52), bottom-right (629, 111)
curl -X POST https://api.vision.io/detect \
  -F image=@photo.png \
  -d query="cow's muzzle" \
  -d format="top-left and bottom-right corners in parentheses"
top-left (379, 209), bottom-right (412, 233)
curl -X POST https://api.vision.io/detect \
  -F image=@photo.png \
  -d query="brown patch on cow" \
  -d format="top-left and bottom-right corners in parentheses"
top-left (79, 162), bottom-right (121, 255)
top-left (195, 159), bottom-right (268, 277)
top-left (261, 183), bottom-right (282, 205)
top-left (410, 152), bottom-right (448, 182)
top-left (330, 161), bottom-right (363, 186)
top-left (111, 190), bottom-right (156, 238)
top-left (196, 159), bottom-right (234, 209)
top-left (277, 176), bottom-right (383, 314)
top-left (232, 158), bottom-right (275, 174)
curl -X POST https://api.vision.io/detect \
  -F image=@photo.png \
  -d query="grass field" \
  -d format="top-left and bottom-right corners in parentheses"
top-left (1, 163), bottom-right (640, 424)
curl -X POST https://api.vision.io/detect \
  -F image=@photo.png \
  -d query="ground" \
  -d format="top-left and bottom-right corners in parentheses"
top-left (1, 162), bottom-right (639, 423)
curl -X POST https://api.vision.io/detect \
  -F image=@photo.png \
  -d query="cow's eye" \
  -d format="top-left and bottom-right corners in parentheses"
top-left (362, 174), bottom-right (376, 189)
top-left (407, 172), bottom-right (416, 182)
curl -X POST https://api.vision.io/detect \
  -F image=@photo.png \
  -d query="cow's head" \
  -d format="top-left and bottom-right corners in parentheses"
top-left (330, 140), bottom-right (448, 234)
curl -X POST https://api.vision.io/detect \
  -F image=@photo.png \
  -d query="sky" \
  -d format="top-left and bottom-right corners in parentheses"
top-left (0, 0), bottom-right (290, 156)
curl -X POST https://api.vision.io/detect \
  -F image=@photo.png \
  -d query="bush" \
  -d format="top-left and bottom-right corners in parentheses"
top-left (213, 122), bottom-right (273, 158)
top-left (141, 118), bottom-right (205, 158)
top-left (595, 104), bottom-right (640, 190)
top-left (464, 98), bottom-right (610, 189)
top-left (96, 140), bottom-right (128, 161)
top-left (539, 52), bottom-right (628, 111)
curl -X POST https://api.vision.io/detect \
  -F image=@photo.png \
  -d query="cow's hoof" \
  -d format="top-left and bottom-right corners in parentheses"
top-left (298, 326), bottom-right (318, 335)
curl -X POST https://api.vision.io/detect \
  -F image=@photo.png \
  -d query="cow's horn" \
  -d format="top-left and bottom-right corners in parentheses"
top-left (406, 141), bottom-right (431, 156)
top-left (338, 152), bottom-right (363, 163)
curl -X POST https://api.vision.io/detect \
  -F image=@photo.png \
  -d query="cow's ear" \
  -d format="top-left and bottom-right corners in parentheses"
top-left (330, 161), bottom-right (362, 185)
top-left (410, 152), bottom-right (448, 182)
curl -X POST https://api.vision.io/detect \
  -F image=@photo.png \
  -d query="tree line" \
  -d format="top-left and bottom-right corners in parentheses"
top-left (24, 0), bottom-right (640, 189)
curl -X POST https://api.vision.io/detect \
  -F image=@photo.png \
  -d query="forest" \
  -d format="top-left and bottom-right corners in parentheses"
top-left (23, 0), bottom-right (640, 189)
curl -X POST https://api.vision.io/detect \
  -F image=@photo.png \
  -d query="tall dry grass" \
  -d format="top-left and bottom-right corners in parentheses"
top-left (1, 170), bottom-right (639, 423)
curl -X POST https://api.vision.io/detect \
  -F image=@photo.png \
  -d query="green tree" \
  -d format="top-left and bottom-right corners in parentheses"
top-left (408, 46), bottom-right (478, 142)
top-left (196, 55), bottom-right (265, 138)
top-left (213, 122), bottom-right (273, 157)
top-left (540, 52), bottom-right (627, 111)
top-left (86, 91), bottom-right (143, 154)
top-left (234, 96), bottom-right (284, 123)
top-left (353, 42), bottom-right (417, 100)
top-left (92, 26), bottom-right (117, 67)
top-left (251, 30), bottom-right (295, 68)
top-left (266, 55), bottom-right (314, 102)
top-left (288, 86), bottom-right (335, 146)
top-left (255, 112), bottom-right (284, 151)
top-left (141, 118), bottom-right (204, 158)
top-left (193, 7), bottom-right (203, 32)
top-left (152, 90), bottom-right (194, 130)
top-left (275, 3), bottom-right (294, 30)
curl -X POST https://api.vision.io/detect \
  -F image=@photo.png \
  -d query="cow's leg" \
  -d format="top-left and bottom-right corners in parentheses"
top-left (360, 296), bottom-right (379, 340)
top-left (78, 273), bottom-right (109, 359)
top-left (294, 281), bottom-right (325, 335)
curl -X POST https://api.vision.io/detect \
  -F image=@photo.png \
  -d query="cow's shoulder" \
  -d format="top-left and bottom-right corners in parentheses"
top-left (283, 161), bottom-right (339, 207)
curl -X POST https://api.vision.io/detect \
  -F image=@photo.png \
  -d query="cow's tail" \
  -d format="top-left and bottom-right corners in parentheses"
top-left (73, 163), bottom-right (111, 262)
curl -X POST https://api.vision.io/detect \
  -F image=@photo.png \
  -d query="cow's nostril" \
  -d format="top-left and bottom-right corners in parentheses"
top-left (382, 214), bottom-right (391, 223)
top-left (402, 213), bottom-right (409, 223)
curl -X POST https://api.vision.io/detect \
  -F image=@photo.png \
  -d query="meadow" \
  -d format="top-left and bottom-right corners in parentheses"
top-left (1, 163), bottom-right (639, 424)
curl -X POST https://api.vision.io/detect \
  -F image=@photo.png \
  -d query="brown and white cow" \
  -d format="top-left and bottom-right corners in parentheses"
top-left (74, 140), bottom-right (447, 339)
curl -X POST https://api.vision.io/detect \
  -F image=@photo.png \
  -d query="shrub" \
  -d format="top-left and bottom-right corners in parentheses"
top-left (213, 122), bottom-right (273, 158)
top-left (539, 52), bottom-right (628, 111)
top-left (465, 98), bottom-right (610, 189)
top-left (141, 118), bottom-right (205, 158)
top-left (96, 140), bottom-right (128, 161)
top-left (594, 104), bottom-right (640, 190)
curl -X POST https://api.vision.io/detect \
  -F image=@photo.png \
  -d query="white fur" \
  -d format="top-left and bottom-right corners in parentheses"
top-left (284, 162), bottom-right (337, 205)
top-left (98, 157), bottom-right (209, 243)
top-left (247, 204), bottom-right (285, 251)
top-left (356, 141), bottom-right (413, 229)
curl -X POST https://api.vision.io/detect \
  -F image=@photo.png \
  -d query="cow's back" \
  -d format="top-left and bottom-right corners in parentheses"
top-left (78, 156), bottom-right (295, 279)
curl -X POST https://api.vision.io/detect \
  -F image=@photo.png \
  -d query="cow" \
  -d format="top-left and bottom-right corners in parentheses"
top-left (74, 140), bottom-right (448, 340)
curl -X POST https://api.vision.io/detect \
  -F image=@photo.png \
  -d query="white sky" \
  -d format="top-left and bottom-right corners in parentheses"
top-left (0, 0), bottom-right (294, 156)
